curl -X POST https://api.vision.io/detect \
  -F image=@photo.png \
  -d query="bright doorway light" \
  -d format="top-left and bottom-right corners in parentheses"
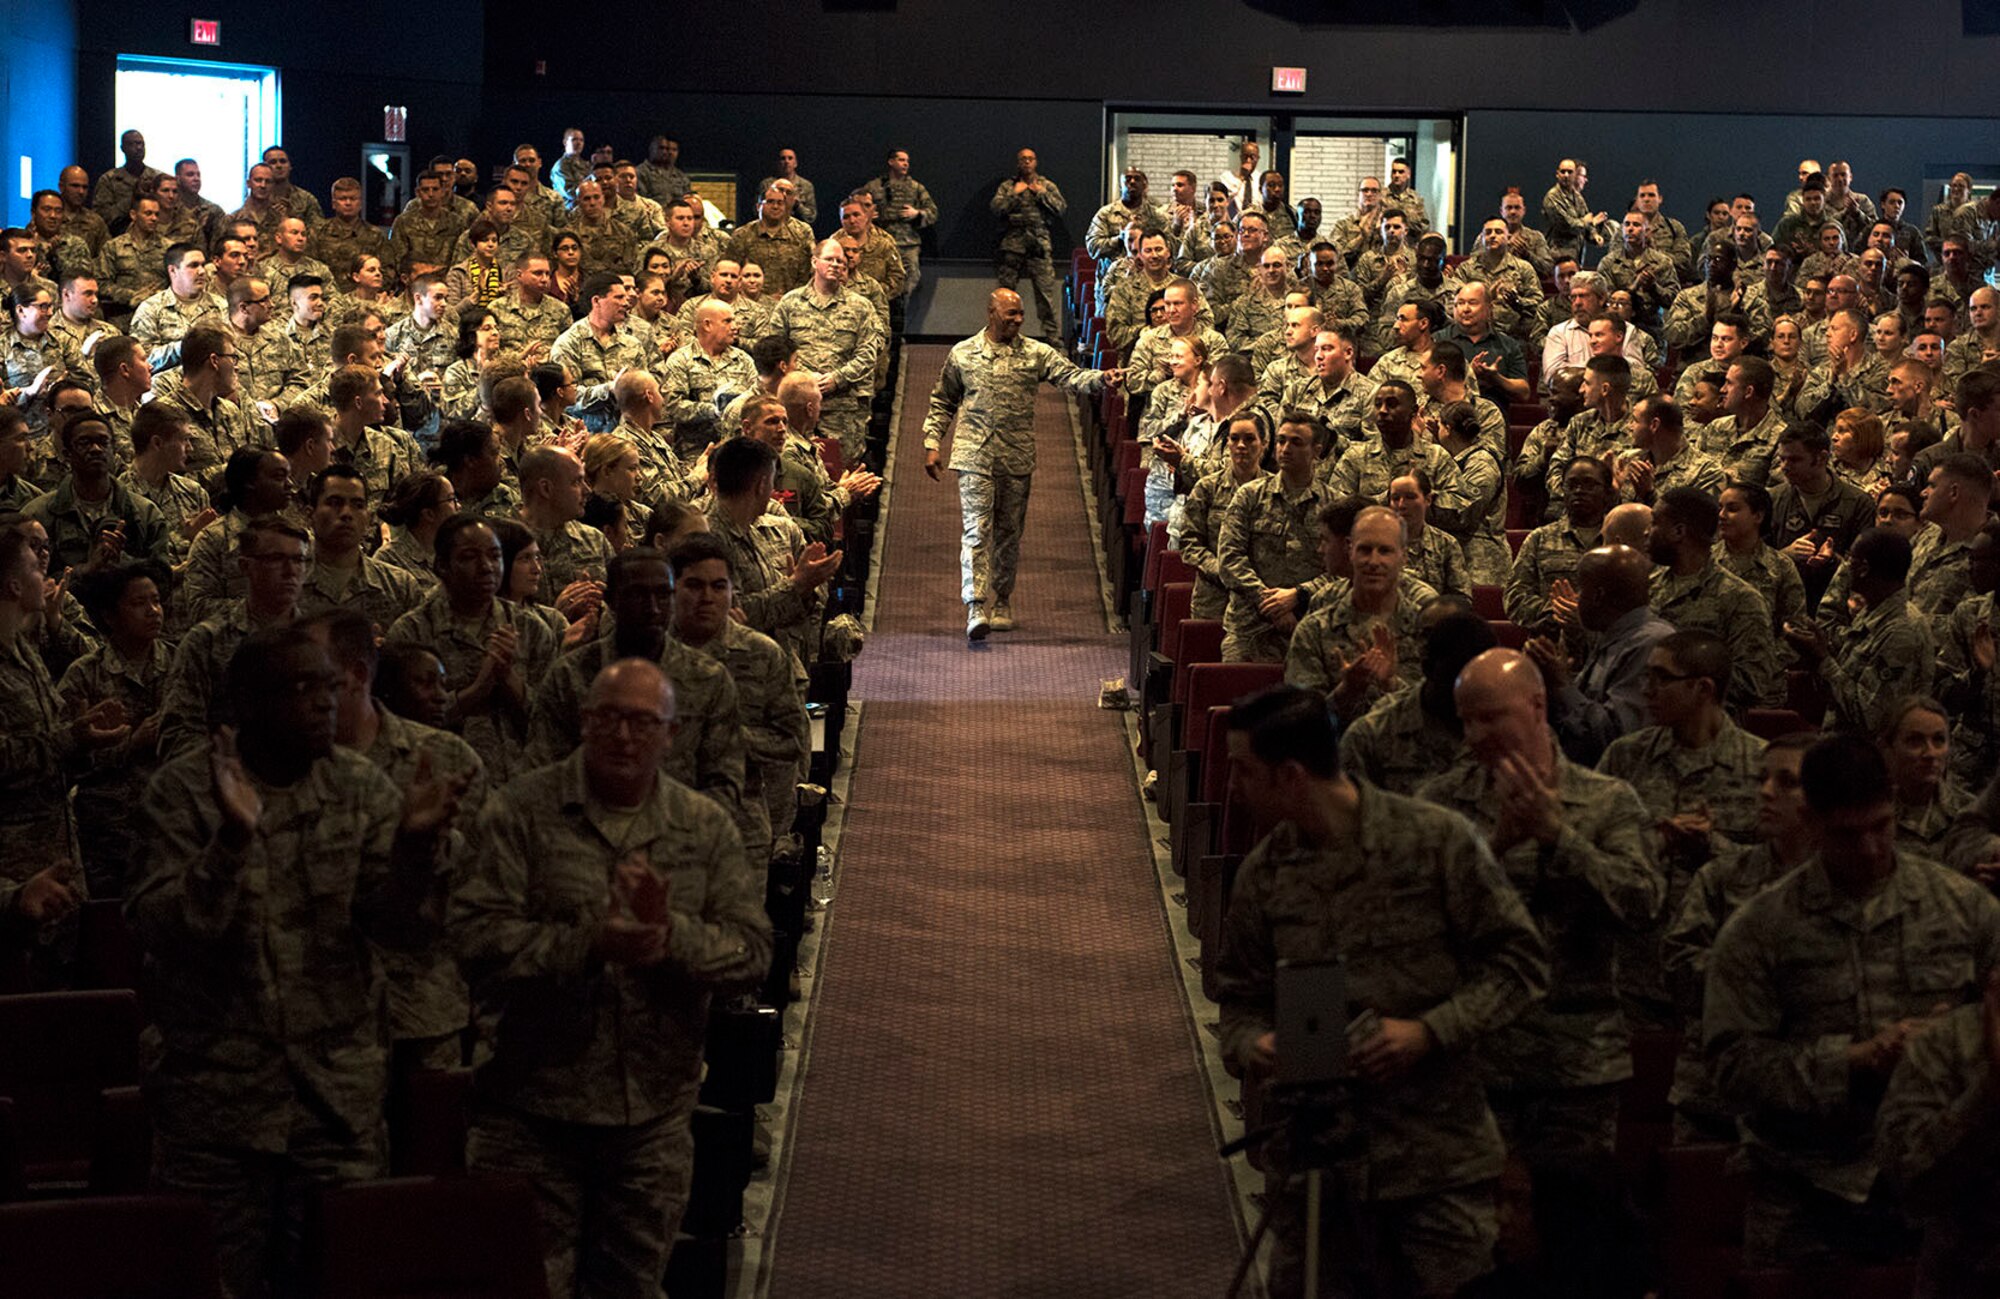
top-left (113, 56), bottom-right (279, 209)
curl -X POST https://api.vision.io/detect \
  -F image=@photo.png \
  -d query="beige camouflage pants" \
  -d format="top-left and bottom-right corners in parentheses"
top-left (956, 470), bottom-right (1033, 608)
top-left (819, 398), bottom-right (869, 466)
top-left (468, 1098), bottom-right (697, 1299)
top-left (995, 249), bottom-right (1062, 341)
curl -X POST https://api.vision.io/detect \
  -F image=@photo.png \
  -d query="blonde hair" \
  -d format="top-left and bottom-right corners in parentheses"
top-left (582, 433), bottom-right (639, 481)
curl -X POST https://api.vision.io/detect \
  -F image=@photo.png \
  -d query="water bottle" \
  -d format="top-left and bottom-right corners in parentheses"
top-left (810, 846), bottom-right (835, 907)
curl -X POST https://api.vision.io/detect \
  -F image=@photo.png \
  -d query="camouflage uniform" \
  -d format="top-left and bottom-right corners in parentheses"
top-left (566, 212), bottom-right (638, 281)
top-left (44, 311), bottom-right (118, 398)
top-left (96, 228), bottom-right (169, 313)
top-left (1623, 442), bottom-right (1726, 504)
top-left (329, 424), bottom-right (424, 503)
top-left (53, 636), bottom-right (170, 899)
top-left (1450, 442), bottom-right (1510, 586)
top-left (1418, 753), bottom-right (1662, 1160)
top-left (1336, 684), bottom-right (1467, 796)
top-left (529, 520), bottom-right (614, 605)
top-left (308, 217), bottom-right (392, 284)
top-left (862, 175), bottom-right (938, 297)
top-left (696, 619), bottom-right (809, 844)
top-left (634, 161), bottom-right (691, 205)
top-left (1875, 1000), bottom-right (2000, 1297)
top-left (1217, 474), bottom-right (1336, 663)
top-left (1179, 468), bottom-right (1267, 620)
top-left (703, 500), bottom-right (822, 674)
top-left (477, 292), bottom-right (566, 363)
top-left (0, 632), bottom-right (80, 922)
top-left (182, 511), bottom-right (294, 624)
top-left (1280, 370), bottom-right (1378, 458)
top-left (1650, 561), bottom-right (1783, 710)
top-left (1898, 781), bottom-right (1974, 861)
top-left (1105, 270), bottom-right (1179, 355)
top-left (1189, 254), bottom-right (1249, 328)
top-left (384, 313), bottom-right (458, 391)
top-left (658, 342), bottom-right (757, 461)
top-left (1798, 353), bottom-right (1893, 417)
top-left (1306, 272), bottom-right (1370, 338)
top-left (550, 318), bottom-right (653, 429)
top-left (1704, 854), bottom-right (2000, 1267)
top-left (725, 222), bottom-right (814, 299)
top-left (1935, 592), bottom-right (2000, 787)
top-left (118, 463), bottom-right (210, 566)
top-left (991, 177), bottom-right (1068, 340)
top-left (1714, 541), bottom-right (1808, 644)
top-left (454, 751), bottom-right (771, 1299)
top-left (1540, 186), bottom-right (1607, 264)
top-left (777, 429), bottom-right (848, 551)
top-left (157, 601), bottom-right (298, 758)
top-left (1695, 408), bottom-right (1784, 489)
top-left (1321, 432), bottom-right (1464, 515)
top-left (1448, 252), bottom-right (1545, 337)
top-left (1598, 721), bottom-right (1766, 1026)
top-left (1819, 588), bottom-right (1934, 734)
top-left (382, 591), bottom-right (559, 784)
top-left (1597, 245), bottom-right (1681, 334)
top-left (1660, 842), bottom-right (1804, 1141)
top-left (1283, 585), bottom-right (1427, 714)
top-left (922, 331), bottom-right (1107, 610)
top-left (359, 708), bottom-right (486, 1067)
top-left (255, 253), bottom-right (332, 303)
top-left (126, 744), bottom-right (438, 1299)
top-left (89, 165), bottom-right (164, 226)
top-left (297, 552), bottom-right (427, 637)
top-left (1403, 526), bottom-right (1471, 598)
top-left (1908, 528), bottom-right (1975, 621)
top-left (1504, 519), bottom-right (1608, 631)
top-left (128, 289), bottom-right (226, 370)
top-left (389, 205), bottom-right (464, 278)
top-left (1212, 787), bottom-right (1548, 1299)
top-left (772, 283), bottom-right (885, 462)
top-left (1126, 324), bottom-right (1226, 402)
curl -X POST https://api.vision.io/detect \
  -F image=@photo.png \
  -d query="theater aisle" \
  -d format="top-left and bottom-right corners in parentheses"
top-left (761, 347), bottom-right (1243, 1294)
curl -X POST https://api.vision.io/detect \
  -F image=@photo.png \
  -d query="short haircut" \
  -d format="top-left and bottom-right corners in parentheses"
top-left (491, 375), bottom-right (538, 423)
top-left (180, 324), bottom-right (227, 372)
top-left (274, 408), bottom-right (329, 459)
top-left (1956, 366), bottom-right (2000, 416)
top-left (750, 334), bottom-right (796, 377)
top-left (709, 436), bottom-right (779, 496)
top-left (1585, 353), bottom-right (1631, 387)
top-left (328, 364), bottom-right (379, 412)
top-left (1851, 526), bottom-right (1913, 585)
top-left (1225, 684), bottom-right (1340, 778)
top-left (517, 446), bottom-right (576, 494)
top-left (430, 418), bottom-right (494, 474)
top-left (237, 513), bottom-right (309, 555)
top-left (666, 532), bottom-right (734, 580)
top-left (1211, 353), bottom-right (1256, 390)
top-left (580, 270), bottom-right (624, 304)
top-left (306, 463), bottom-right (367, 506)
top-left (92, 334), bottom-right (143, 384)
top-left (1729, 355), bottom-right (1774, 399)
top-left (331, 322), bottom-right (374, 363)
top-left (128, 402), bottom-right (187, 456)
top-left (1319, 496), bottom-right (1369, 538)
top-left (1936, 452), bottom-right (1995, 502)
top-left (1778, 421), bottom-right (1831, 457)
top-left (1428, 339), bottom-right (1466, 383)
top-left (1638, 395), bottom-right (1683, 438)
top-left (226, 624), bottom-right (323, 715)
top-left (1800, 733), bottom-right (1890, 813)
top-left (220, 447), bottom-right (275, 510)
top-left (1659, 629), bottom-right (1731, 701)
top-left (1657, 486), bottom-right (1720, 544)
top-left (1724, 479), bottom-right (1772, 521)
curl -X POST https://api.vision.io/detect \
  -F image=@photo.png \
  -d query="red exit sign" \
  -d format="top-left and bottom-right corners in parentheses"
top-left (1271, 66), bottom-right (1307, 94)
top-left (189, 18), bottom-right (220, 46)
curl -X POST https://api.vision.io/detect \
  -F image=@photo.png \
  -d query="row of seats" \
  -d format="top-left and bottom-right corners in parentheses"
top-left (1068, 254), bottom-right (1869, 1297)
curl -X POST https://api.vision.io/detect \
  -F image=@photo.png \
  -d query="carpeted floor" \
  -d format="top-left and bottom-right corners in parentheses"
top-left (762, 347), bottom-right (1243, 1297)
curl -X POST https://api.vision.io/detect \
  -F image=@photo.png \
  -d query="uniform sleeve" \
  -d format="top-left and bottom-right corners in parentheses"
top-left (1705, 901), bottom-right (1859, 1118)
top-left (1036, 342), bottom-right (1107, 398)
top-left (1660, 853), bottom-right (1737, 1016)
top-left (124, 760), bottom-right (256, 947)
top-left (1217, 485), bottom-right (1264, 597)
top-left (157, 629), bottom-right (216, 761)
top-left (693, 669), bottom-right (749, 819)
top-left (1211, 845), bottom-right (1279, 1074)
top-left (1179, 480), bottom-right (1224, 583)
top-left (1039, 180), bottom-right (1068, 217)
top-left (1543, 778), bottom-right (1664, 930)
top-left (451, 787), bottom-right (600, 996)
top-left (1084, 208), bottom-right (1124, 263)
top-left (829, 305), bottom-right (883, 393)
top-left (1283, 611), bottom-right (1336, 695)
top-left (921, 351), bottom-right (966, 451)
top-left (659, 804), bottom-right (772, 988)
top-left (1502, 534), bottom-right (1547, 629)
top-left (1419, 827), bottom-right (1551, 1050)
top-left (524, 665), bottom-right (583, 769)
top-left (1875, 1012), bottom-right (2000, 1214)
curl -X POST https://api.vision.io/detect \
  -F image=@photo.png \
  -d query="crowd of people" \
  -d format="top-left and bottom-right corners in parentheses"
top-left (4, 117), bottom-right (2000, 1299)
top-left (1092, 143), bottom-right (2000, 1297)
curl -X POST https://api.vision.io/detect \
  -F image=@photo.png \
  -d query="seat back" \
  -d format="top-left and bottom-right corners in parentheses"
top-left (1488, 619), bottom-right (1528, 649)
top-left (310, 1175), bottom-right (551, 1299)
top-left (0, 990), bottom-right (141, 1183)
top-left (1158, 550), bottom-right (1194, 589)
top-left (1141, 521), bottom-right (1172, 591)
top-left (1743, 708), bottom-right (1811, 740)
top-left (0, 1195), bottom-right (224, 1297)
top-left (1470, 584), bottom-right (1505, 620)
top-left (0, 1098), bottom-right (22, 1203)
top-left (1185, 663), bottom-right (1285, 758)
top-left (1155, 582), bottom-right (1195, 659)
top-left (1120, 467), bottom-right (1149, 525)
top-left (1170, 621), bottom-right (1226, 702)
top-left (1727, 1265), bottom-right (1917, 1299)
top-left (86, 1086), bottom-right (149, 1196)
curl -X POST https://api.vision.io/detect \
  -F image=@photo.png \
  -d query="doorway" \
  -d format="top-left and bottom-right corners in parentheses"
top-left (113, 56), bottom-right (279, 211)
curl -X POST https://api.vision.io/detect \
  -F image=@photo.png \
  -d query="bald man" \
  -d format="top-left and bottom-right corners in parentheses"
top-left (1529, 545), bottom-right (1676, 765)
top-left (657, 298), bottom-right (756, 465)
top-left (923, 288), bottom-right (1121, 639)
top-left (1601, 501), bottom-right (1652, 550)
top-left (457, 657), bottom-right (772, 1299)
top-left (1418, 647), bottom-right (1661, 1292)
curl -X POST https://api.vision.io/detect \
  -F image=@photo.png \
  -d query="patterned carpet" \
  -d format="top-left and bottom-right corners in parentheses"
top-left (761, 346), bottom-right (1243, 1297)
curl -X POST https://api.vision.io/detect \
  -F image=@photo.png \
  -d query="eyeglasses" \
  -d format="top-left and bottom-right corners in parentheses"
top-left (583, 707), bottom-right (671, 737)
top-left (245, 295), bottom-right (270, 306)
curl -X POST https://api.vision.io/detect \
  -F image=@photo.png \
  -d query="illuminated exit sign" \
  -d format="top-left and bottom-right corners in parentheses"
top-left (189, 18), bottom-right (220, 46)
top-left (1271, 66), bottom-right (1306, 94)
